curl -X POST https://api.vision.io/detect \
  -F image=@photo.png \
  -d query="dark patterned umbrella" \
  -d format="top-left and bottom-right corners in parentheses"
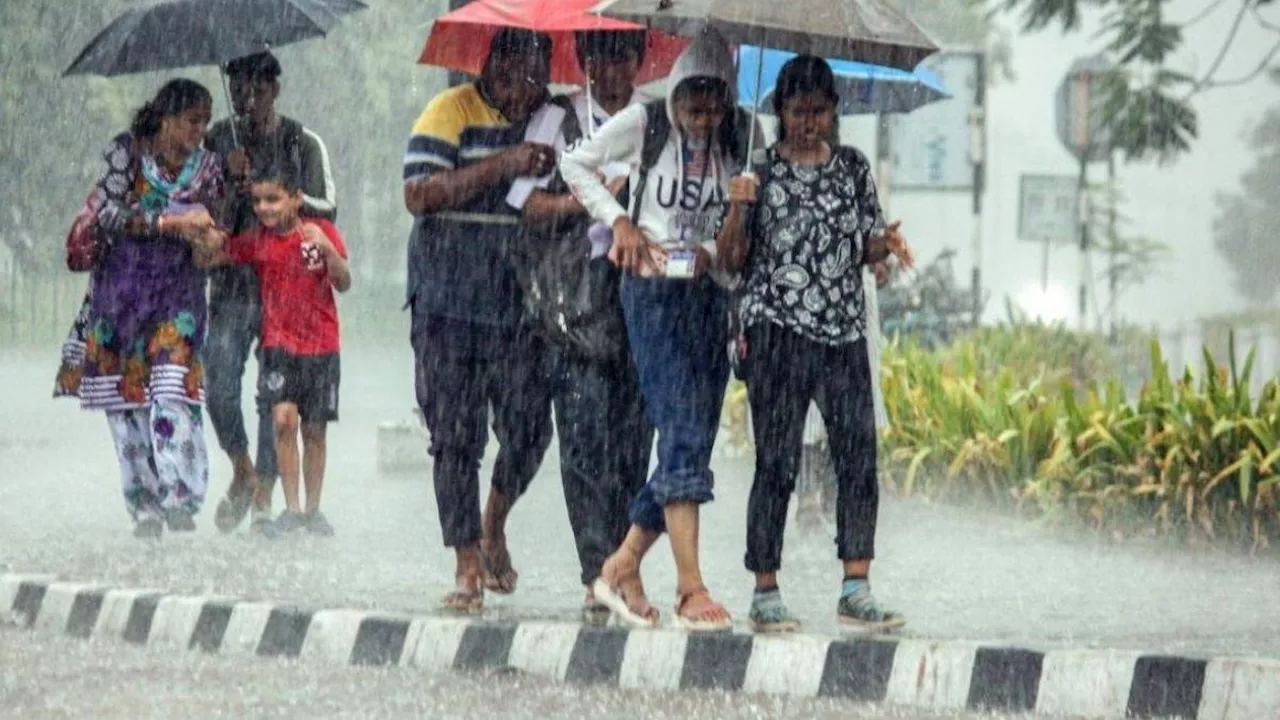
top-left (64, 0), bottom-right (366, 77)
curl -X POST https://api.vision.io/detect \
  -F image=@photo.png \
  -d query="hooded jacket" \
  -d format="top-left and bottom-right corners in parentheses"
top-left (558, 27), bottom-right (762, 285)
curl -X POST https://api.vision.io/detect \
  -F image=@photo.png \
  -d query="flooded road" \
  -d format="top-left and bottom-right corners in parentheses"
top-left (2, 345), bottom-right (1277, 659)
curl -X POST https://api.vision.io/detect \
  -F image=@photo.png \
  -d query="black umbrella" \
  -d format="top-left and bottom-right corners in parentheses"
top-left (64, 0), bottom-right (367, 78)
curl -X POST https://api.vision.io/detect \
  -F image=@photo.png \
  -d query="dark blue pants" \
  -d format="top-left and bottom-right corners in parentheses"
top-left (621, 276), bottom-right (730, 534)
top-left (204, 293), bottom-right (278, 485)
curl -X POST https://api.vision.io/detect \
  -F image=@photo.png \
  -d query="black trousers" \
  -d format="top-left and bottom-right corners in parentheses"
top-left (413, 315), bottom-right (554, 548)
top-left (744, 322), bottom-right (879, 573)
top-left (550, 345), bottom-right (653, 586)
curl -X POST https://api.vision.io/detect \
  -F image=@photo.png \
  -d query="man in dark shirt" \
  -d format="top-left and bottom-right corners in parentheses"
top-left (205, 51), bottom-right (338, 534)
top-left (403, 28), bottom-right (557, 612)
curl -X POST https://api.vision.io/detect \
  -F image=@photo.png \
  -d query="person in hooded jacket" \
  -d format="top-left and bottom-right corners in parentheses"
top-left (559, 27), bottom-right (762, 631)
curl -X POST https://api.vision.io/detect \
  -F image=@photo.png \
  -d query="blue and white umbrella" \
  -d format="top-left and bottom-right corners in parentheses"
top-left (736, 45), bottom-right (949, 116)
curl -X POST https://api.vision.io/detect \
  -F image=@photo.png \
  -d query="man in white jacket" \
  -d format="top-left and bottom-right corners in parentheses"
top-left (559, 27), bottom-right (763, 631)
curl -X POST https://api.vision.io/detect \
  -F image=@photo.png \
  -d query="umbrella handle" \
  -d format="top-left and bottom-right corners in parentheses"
top-left (744, 48), bottom-right (766, 170)
top-left (219, 66), bottom-right (240, 148)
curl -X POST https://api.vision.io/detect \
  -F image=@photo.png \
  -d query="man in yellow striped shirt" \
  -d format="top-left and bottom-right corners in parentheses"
top-left (402, 28), bottom-right (558, 613)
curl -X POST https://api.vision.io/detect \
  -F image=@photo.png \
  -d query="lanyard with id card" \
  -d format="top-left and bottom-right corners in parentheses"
top-left (667, 143), bottom-right (716, 280)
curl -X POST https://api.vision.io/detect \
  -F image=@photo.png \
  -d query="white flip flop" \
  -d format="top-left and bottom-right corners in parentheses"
top-left (591, 578), bottom-right (659, 629)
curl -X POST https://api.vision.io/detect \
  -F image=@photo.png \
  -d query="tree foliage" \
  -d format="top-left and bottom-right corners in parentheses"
top-left (1212, 69), bottom-right (1280, 305)
top-left (1087, 180), bottom-right (1170, 320)
top-left (998, 0), bottom-right (1280, 161)
top-left (0, 0), bottom-right (141, 272)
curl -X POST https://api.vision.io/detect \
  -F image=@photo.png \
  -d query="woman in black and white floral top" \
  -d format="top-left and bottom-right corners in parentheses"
top-left (717, 55), bottom-right (914, 634)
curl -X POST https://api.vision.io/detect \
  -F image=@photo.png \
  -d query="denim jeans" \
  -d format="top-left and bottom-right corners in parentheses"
top-left (204, 291), bottom-right (278, 485)
top-left (620, 276), bottom-right (730, 533)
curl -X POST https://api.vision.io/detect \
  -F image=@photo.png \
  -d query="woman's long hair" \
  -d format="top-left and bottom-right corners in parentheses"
top-left (129, 79), bottom-right (211, 139)
top-left (771, 55), bottom-right (840, 145)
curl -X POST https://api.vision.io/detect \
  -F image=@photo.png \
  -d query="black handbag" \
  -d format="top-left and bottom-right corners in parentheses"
top-left (510, 97), bottom-right (628, 361)
top-left (513, 221), bottom-right (628, 361)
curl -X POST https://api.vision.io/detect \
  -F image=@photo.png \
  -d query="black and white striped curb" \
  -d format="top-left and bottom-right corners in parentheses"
top-left (3, 574), bottom-right (1277, 719)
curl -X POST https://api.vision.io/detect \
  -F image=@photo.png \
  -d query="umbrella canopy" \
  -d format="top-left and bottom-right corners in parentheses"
top-left (736, 46), bottom-right (949, 116)
top-left (64, 0), bottom-right (367, 77)
top-left (420, 0), bottom-right (689, 86)
top-left (593, 0), bottom-right (938, 72)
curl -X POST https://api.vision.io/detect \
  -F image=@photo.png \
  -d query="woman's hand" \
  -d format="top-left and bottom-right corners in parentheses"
top-left (881, 221), bottom-right (914, 270)
top-left (163, 209), bottom-right (216, 239)
top-left (607, 217), bottom-right (662, 274)
top-left (728, 174), bottom-right (759, 205)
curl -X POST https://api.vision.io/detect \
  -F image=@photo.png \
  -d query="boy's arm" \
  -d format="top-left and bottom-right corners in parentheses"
top-left (307, 221), bottom-right (351, 293)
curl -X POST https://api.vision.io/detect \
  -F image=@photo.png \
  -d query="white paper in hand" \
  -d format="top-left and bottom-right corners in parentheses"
top-left (506, 104), bottom-right (567, 210)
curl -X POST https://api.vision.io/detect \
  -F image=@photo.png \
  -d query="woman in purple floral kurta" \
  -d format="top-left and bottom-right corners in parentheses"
top-left (62, 79), bottom-right (225, 538)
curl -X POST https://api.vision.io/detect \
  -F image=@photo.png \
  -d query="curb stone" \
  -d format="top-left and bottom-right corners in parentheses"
top-left (3, 574), bottom-right (1277, 719)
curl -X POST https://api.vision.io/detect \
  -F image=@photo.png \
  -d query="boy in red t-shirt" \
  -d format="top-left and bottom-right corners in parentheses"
top-left (199, 166), bottom-right (351, 538)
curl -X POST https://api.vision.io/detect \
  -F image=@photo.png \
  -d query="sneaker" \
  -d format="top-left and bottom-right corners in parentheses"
top-left (133, 518), bottom-right (163, 540)
top-left (749, 591), bottom-right (802, 633)
top-left (263, 511), bottom-right (309, 539)
top-left (305, 510), bottom-right (335, 537)
top-left (837, 585), bottom-right (906, 632)
top-left (165, 507), bottom-right (196, 533)
top-left (213, 487), bottom-right (253, 533)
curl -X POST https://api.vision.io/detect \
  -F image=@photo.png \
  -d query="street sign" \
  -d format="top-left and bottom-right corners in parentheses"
top-left (888, 51), bottom-right (982, 190)
top-left (1018, 174), bottom-right (1078, 242)
top-left (1055, 54), bottom-right (1114, 163)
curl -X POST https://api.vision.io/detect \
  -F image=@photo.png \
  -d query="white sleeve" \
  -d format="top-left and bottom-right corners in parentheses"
top-left (558, 103), bottom-right (645, 230)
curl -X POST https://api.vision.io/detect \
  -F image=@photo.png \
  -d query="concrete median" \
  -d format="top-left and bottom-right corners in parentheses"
top-left (4, 573), bottom-right (1276, 719)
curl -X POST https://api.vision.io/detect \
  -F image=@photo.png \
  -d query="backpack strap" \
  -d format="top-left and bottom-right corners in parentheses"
top-left (278, 117), bottom-right (305, 175)
top-left (630, 100), bottom-right (672, 225)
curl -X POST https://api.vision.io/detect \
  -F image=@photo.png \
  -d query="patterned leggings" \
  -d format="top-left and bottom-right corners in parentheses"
top-left (106, 400), bottom-right (209, 521)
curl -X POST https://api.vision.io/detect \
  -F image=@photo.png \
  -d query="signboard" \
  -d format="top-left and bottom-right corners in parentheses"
top-left (887, 51), bottom-right (981, 190)
top-left (1055, 54), bottom-right (1114, 163)
top-left (1017, 174), bottom-right (1078, 242)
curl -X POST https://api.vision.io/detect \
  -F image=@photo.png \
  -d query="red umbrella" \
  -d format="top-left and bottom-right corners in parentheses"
top-left (419, 0), bottom-right (689, 86)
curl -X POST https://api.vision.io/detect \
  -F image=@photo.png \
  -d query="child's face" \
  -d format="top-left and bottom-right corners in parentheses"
top-left (673, 91), bottom-right (726, 148)
top-left (251, 180), bottom-right (303, 231)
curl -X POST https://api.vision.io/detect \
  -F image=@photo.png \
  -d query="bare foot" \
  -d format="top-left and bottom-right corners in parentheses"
top-left (442, 584), bottom-right (483, 614)
top-left (444, 555), bottom-right (484, 614)
top-left (480, 538), bottom-right (518, 594)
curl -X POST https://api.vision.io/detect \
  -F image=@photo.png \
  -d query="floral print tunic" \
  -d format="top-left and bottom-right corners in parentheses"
top-left (72, 132), bottom-right (223, 411)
